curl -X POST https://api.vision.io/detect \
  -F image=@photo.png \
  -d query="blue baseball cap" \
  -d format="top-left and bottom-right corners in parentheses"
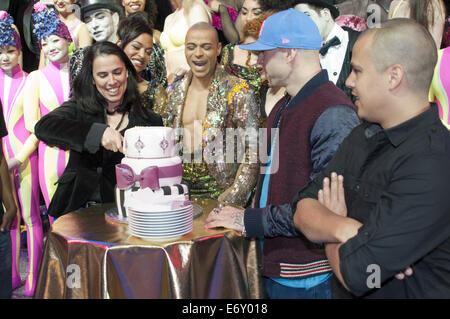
top-left (240, 9), bottom-right (322, 51)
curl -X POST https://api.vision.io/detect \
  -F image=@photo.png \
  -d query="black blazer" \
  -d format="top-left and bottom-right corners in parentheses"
top-left (35, 99), bottom-right (163, 218)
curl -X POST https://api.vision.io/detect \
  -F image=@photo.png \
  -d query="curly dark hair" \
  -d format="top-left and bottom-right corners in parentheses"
top-left (143, 0), bottom-right (158, 29)
top-left (242, 10), bottom-right (275, 39)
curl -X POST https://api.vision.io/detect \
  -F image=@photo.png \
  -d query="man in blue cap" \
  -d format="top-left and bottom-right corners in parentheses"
top-left (205, 8), bottom-right (359, 299)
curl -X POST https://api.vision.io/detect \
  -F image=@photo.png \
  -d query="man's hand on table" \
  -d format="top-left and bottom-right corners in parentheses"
top-left (204, 205), bottom-right (245, 232)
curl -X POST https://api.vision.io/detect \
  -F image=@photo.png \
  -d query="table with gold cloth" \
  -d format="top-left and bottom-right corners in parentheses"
top-left (34, 199), bottom-right (265, 299)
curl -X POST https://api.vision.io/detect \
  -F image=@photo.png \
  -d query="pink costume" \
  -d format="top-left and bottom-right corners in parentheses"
top-left (24, 60), bottom-right (71, 211)
top-left (430, 48), bottom-right (450, 129)
top-left (0, 64), bottom-right (42, 296)
top-left (0, 9), bottom-right (42, 296)
top-left (24, 2), bottom-right (72, 228)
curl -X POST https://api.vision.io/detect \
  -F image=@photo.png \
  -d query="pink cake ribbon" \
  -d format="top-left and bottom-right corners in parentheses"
top-left (115, 163), bottom-right (182, 190)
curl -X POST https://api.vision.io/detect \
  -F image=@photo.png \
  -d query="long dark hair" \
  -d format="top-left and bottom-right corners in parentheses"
top-left (118, 11), bottom-right (154, 50)
top-left (144, 0), bottom-right (158, 29)
top-left (72, 41), bottom-right (142, 116)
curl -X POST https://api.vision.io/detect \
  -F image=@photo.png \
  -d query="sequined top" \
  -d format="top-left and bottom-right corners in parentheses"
top-left (154, 66), bottom-right (260, 207)
top-left (69, 46), bottom-right (87, 87)
top-left (141, 43), bottom-right (168, 89)
top-left (182, 150), bottom-right (222, 201)
top-left (220, 43), bottom-right (263, 93)
top-left (221, 43), bottom-right (267, 128)
top-left (140, 79), bottom-right (167, 112)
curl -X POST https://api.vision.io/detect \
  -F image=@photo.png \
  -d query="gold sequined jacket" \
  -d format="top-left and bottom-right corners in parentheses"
top-left (154, 66), bottom-right (260, 207)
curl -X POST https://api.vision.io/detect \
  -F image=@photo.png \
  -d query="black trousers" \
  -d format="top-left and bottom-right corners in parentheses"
top-left (0, 230), bottom-right (12, 299)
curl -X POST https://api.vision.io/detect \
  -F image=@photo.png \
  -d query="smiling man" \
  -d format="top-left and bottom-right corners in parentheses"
top-left (205, 9), bottom-right (360, 299)
top-left (154, 22), bottom-right (260, 208)
top-left (208, 18), bottom-right (450, 298)
top-left (293, 19), bottom-right (450, 298)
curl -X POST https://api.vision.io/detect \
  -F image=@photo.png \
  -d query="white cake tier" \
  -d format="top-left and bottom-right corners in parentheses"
top-left (126, 187), bottom-right (192, 213)
top-left (116, 184), bottom-right (189, 218)
top-left (124, 126), bottom-right (177, 159)
top-left (121, 156), bottom-right (182, 187)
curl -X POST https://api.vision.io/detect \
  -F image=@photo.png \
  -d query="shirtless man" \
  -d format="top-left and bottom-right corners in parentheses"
top-left (182, 24), bottom-right (220, 153)
top-left (155, 22), bottom-right (260, 207)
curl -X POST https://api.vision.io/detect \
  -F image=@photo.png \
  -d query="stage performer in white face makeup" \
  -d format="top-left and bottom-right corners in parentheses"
top-left (80, 0), bottom-right (123, 43)
top-left (69, 0), bottom-right (124, 83)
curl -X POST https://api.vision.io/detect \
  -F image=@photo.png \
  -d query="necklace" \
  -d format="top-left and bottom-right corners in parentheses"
top-left (114, 112), bottom-right (126, 130)
top-left (104, 108), bottom-right (127, 130)
top-left (106, 108), bottom-right (118, 115)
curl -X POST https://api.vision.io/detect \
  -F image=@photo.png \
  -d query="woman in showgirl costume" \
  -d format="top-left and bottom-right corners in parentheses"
top-left (0, 11), bottom-right (41, 297)
top-left (39, 0), bottom-right (93, 68)
top-left (24, 3), bottom-right (72, 228)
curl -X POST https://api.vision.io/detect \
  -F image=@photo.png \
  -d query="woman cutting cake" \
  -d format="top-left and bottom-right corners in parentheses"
top-left (34, 41), bottom-right (163, 219)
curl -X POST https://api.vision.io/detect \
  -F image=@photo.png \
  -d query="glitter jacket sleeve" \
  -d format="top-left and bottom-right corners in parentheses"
top-left (218, 78), bottom-right (260, 207)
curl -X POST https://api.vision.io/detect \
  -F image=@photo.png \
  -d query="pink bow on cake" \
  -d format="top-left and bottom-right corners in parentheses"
top-left (115, 163), bottom-right (182, 190)
top-left (116, 164), bottom-right (161, 190)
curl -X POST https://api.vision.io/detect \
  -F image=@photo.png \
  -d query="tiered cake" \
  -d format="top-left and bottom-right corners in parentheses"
top-left (115, 126), bottom-right (193, 240)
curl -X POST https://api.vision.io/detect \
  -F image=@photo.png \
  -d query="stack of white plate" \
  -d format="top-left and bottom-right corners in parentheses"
top-left (127, 203), bottom-right (194, 241)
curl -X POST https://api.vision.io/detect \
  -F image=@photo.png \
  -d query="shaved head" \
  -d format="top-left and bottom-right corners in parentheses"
top-left (186, 22), bottom-right (219, 44)
top-left (359, 18), bottom-right (437, 94)
top-left (185, 22), bottom-right (221, 81)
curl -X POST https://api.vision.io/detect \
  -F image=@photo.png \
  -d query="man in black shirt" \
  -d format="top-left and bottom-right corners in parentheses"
top-left (205, 18), bottom-right (450, 298)
top-left (0, 105), bottom-right (18, 298)
top-left (293, 19), bottom-right (450, 298)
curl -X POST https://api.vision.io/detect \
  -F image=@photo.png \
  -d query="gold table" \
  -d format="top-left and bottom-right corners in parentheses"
top-left (34, 199), bottom-right (264, 299)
